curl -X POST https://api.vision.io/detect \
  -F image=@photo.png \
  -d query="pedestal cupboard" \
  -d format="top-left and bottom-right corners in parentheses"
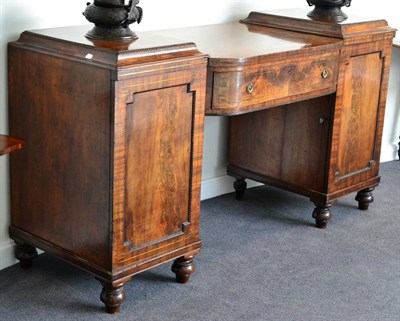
top-left (226, 11), bottom-right (396, 228)
top-left (8, 28), bottom-right (207, 313)
top-left (8, 9), bottom-right (395, 313)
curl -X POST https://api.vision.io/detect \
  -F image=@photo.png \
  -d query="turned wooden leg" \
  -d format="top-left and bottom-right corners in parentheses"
top-left (171, 255), bottom-right (196, 284)
top-left (355, 188), bottom-right (374, 211)
top-left (97, 279), bottom-right (128, 314)
top-left (15, 242), bottom-right (38, 269)
top-left (233, 178), bottom-right (247, 200)
top-left (312, 203), bottom-right (333, 229)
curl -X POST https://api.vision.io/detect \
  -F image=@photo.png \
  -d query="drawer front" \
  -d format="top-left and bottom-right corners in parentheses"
top-left (211, 54), bottom-right (339, 113)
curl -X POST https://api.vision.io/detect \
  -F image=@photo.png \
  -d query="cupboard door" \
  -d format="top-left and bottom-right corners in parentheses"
top-left (112, 64), bottom-right (206, 269)
top-left (125, 85), bottom-right (195, 248)
top-left (338, 53), bottom-right (381, 176)
top-left (329, 43), bottom-right (392, 193)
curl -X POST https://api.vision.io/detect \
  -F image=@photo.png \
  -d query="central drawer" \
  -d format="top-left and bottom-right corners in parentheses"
top-left (209, 53), bottom-right (339, 114)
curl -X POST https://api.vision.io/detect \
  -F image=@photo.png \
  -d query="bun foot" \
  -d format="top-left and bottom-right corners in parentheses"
top-left (233, 178), bottom-right (247, 200)
top-left (355, 188), bottom-right (374, 211)
top-left (97, 279), bottom-right (128, 314)
top-left (312, 203), bottom-right (333, 229)
top-left (15, 242), bottom-right (38, 269)
top-left (171, 255), bottom-right (196, 284)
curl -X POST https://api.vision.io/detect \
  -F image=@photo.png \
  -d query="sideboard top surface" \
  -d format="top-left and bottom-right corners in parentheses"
top-left (14, 13), bottom-right (343, 68)
top-left (12, 9), bottom-right (394, 69)
top-left (152, 22), bottom-right (342, 61)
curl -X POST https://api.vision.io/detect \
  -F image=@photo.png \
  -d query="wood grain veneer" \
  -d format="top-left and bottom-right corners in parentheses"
top-left (7, 9), bottom-right (396, 313)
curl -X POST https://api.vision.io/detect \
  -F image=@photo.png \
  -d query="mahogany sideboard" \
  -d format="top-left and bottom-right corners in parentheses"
top-left (7, 9), bottom-right (395, 313)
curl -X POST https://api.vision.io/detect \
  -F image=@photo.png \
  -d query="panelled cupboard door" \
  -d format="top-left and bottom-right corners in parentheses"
top-left (328, 40), bottom-right (392, 193)
top-left (111, 63), bottom-right (207, 270)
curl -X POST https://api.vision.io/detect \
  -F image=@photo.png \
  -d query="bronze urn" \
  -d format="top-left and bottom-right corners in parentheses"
top-left (307, 0), bottom-right (352, 22)
top-left (83, 0), bottom-right (143, 40)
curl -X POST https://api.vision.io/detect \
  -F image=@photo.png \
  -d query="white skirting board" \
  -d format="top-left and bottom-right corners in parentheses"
top-left (0, 241), bottom-right (17, 271)
top-left (0, 241), bottom-right (44, 271)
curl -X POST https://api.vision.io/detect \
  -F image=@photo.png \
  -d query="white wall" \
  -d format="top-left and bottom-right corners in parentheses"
top-left (0, 0), bottom-right (399, 270)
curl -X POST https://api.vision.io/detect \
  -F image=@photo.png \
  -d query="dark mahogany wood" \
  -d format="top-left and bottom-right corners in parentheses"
top-left (14, 242), bottom-right (38, 269)
top-left (233, 178), bottom-right (247, 201)
top-left (97, 278), bottom-right (131, 314)
top-left (171, 255), bottom-right (196, 284)
top-left (152, 21), bottom-right (342, 115)
top-left (224, 10), bottom-right (395, 228)
top-left (100, 284), bottom-right (125, 314)
top-left (154, 10), bottom-right (395, 228)
top-left (0, 134), bottom-right (23, 156)
top-left (355, 188), bottom-right (375, 211)
top-left (8, 25), bottom-right (207, 313)
top-left (242, 9), bottom-right (393, 39)
top-left (7, 9), bottom-right (396, 313)
top-left (312, 203), bottom-right (333, 229)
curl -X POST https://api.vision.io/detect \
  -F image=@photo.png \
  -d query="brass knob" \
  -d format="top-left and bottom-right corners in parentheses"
top-left (321, 69), bottom-right (329, 79)
top-left (246, 83), bottom-right (254, 94)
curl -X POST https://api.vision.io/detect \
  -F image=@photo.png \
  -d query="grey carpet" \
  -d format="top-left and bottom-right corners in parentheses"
top-left (0, 161), bottom-right (399, 321)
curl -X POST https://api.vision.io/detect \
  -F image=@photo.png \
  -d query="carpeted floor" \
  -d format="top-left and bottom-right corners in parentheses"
top-left (0, 161), bottom-right (399, 321)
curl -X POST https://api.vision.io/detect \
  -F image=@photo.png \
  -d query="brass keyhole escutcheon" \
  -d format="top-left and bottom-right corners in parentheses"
top-left (247, 83), bottom-right (254, 94)
top-left (321, 69), bottom-right (329, 79)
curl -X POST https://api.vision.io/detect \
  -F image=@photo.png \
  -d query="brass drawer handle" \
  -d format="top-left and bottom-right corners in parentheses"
top-left (246, 83), bottom-right (254, 94)
top-left (321, 69), bottom-right (329, 79)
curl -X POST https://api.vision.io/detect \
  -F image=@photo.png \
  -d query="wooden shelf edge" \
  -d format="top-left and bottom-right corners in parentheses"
top-left (0, 134), bottom-right (24, 156)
